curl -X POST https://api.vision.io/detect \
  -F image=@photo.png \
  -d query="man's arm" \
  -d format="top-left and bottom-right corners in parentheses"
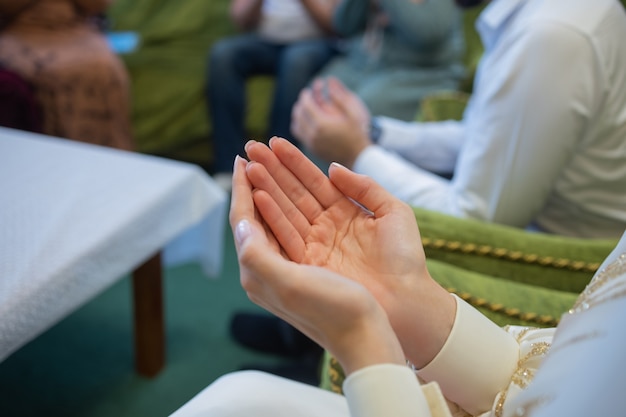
top-left (359, 23), bottom-right (601, 228)
top-left (447, 22), bottom-right (599, 226)
top-left (230, 0), bottom-right (264, 31)
top-left (374, 116), bottom-right (465, 174)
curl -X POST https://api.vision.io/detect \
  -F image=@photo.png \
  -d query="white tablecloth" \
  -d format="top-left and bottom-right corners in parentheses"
top-left (0, 128), bottom-right (228, 362)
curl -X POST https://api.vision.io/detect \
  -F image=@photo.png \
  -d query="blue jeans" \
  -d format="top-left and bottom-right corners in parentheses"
top-left (207, 33), bottom-right (336, 173)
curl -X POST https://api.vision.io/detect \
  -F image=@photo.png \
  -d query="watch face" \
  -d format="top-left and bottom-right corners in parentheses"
top-left (369, 118), bottom-right (382, 144)
top-left (455, 0), bottom-right (484, 8)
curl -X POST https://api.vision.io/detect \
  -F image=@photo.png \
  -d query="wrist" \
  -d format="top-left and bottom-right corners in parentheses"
top-left (342, 121), bottom-right (378, 168)
top-left (336, 308), bottom-right (406, 376)
top-left (339, 136), bottom-right (371, 169)
top-left (387, 275), bottom-right (457, 369)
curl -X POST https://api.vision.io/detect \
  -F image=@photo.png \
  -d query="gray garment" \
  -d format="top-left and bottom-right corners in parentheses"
top-left (319, 0), bottom-right (465, 121)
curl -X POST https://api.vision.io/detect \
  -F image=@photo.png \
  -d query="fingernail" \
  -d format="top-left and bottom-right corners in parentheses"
top-left (330, 162), bottom-right (347, 170)
top-left (268, 136), bottom-right (280, 148)
top-left (235, 219), bottom-right (252, 246)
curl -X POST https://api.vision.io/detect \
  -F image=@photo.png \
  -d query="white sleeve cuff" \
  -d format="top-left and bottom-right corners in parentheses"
top-left (376, 116), bottom-right (463, 173)
top-left (344, 364), bottom-right (430, 417)
top-left (417, 295), bottom-right (519, 415)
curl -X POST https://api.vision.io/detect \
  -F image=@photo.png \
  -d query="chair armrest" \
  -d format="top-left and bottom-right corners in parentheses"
top-left (413, 207), bottom-right (617, 294)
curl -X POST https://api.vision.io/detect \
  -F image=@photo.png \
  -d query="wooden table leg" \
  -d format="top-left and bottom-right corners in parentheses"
top-left (132, 252), bottom-right (165, 377)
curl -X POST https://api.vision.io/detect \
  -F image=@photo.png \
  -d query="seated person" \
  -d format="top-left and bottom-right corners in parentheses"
top-left (207, 0), bottom-right (340, 188)
top-left (0, 0), bottom-right (133, 150)
top-left (292, 0), bottom-right (626, 239)
top-left (171, 138), bottom-right (626, 417)
top-left (316, 0), bottom-right (465, 122)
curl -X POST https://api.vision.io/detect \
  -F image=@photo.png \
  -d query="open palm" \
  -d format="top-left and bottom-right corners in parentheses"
top-left (244, 138), bottom-right (428, 308)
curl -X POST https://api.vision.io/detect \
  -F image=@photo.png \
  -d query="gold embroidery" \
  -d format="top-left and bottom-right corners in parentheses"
top-left (494, 342), bottom-right (550, 417)
top-left (494, 389), bottom-right (508, 417)
top-left (570, 253), bottom-right (626, 314)
top-left (494, 251), bottom-right (624, 416)
top-left (511, 367), bottom-right (536, 389)
top-left (570, 286), bottom-right (626, 317)
top-left (515, 328), bottom-right (533, 342)
top-left (519, 342), bottom-right (551, 364)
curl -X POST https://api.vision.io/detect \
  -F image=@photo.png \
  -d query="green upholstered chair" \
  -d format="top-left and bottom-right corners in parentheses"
top-left (107, 0), bottom-right (274, 165)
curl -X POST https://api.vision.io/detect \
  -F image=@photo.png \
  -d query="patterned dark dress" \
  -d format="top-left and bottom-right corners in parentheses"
top-left (0, 0), bottom-right (133, 150)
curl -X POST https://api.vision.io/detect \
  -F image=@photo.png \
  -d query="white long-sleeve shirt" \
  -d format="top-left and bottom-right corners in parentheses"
top-left (353, 0), bottom-right (626, 239)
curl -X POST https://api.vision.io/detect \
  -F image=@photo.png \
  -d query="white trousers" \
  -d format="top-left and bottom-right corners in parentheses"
top-left (170, 370), bottom-right (350, 417)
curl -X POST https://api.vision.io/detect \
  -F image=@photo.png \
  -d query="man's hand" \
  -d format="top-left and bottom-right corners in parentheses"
top-left (291, 77), bottom-right (373, 168)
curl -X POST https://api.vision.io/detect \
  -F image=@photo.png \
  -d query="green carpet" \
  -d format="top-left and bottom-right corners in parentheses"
top-left (0, 218), bottom-right (282, 416)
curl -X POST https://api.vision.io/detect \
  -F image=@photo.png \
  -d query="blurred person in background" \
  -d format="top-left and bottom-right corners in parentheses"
top-left (207, 0), bottom-right (340, 190)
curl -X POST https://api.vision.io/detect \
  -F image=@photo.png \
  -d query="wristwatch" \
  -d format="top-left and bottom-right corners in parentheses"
top-left (368, 117), bottom-right (382, 144)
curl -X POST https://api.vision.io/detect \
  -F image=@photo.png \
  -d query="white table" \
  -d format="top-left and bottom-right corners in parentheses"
top-left (0, 128), bottom-right (228, 376)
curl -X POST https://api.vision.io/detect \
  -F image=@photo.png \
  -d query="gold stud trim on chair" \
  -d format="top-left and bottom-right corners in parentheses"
top-left (421, 237), bottom-right (601, 273)
top-left (445, 287), bottom-right (559, 327)
top-left (323, 237), bottom-right (605, 394)
top-left (327, 356), bottom-right (346, 395)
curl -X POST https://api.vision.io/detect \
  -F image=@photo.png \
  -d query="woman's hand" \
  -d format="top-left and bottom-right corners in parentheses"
top-left (230, 156), bottom-right (406, 375)
top-left (244, 138), bottom-right (428, 315)
top-left (243, 138), bottom-right (457, 368)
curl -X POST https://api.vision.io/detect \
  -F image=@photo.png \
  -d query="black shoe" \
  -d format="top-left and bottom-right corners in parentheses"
top-left (240, 354), bottom-right (322, 386)
top-left (230, 312), bottom-right (323, 358)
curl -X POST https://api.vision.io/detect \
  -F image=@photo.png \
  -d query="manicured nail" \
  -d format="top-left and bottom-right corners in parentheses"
top-left (330, 162), bottom-right (347, 170)
top-left (235, 219), bottom-right (252, 246)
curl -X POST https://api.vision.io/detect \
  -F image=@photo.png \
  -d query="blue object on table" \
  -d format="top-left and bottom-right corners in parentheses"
top-left (106, 31), bottom-right (140, 54)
